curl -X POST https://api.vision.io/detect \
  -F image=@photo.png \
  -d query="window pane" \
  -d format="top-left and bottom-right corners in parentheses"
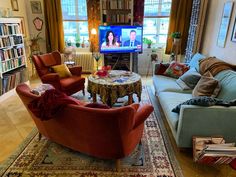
top-left (61, 0), bottom-right (87, 20)
top-left (144, 0), bottom-right (171, 17)
top-left (143, 17), bottom-right (169, 45)
top-left (63, 21), bottom-right (89, 45)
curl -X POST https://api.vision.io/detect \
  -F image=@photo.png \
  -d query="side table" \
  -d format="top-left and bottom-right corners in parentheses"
top-left (87, 70), bottom-right (142, 106)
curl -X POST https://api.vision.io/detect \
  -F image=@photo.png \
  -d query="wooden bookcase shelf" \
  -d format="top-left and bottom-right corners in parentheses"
top-left (0, 18), bottom-right (28, 96)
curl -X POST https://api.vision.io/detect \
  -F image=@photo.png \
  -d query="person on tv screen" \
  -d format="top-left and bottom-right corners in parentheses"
top-left (123, 30), bottom-right (141, 47)
top-left (101, 30), bottom-right (119, 48)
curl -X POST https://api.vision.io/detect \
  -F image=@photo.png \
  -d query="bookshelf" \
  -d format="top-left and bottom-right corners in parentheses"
top-left (100, 0), bottom-right (134, 71)
top-left (0, 18), bottom-right (28, 97)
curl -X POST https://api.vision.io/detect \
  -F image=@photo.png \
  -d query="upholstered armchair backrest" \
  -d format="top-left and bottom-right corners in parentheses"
top-left (32, 51), bottom-right (62, 77)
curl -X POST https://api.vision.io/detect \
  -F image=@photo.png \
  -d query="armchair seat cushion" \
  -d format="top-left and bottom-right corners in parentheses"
top-left (60, 76), bottom-right (85, 90)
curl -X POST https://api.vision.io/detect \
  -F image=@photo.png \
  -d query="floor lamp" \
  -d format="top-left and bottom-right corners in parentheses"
top-left (91, 28), bottom-right (101, 71)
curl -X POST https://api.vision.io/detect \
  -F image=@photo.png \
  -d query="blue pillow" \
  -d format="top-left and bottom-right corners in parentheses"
top-left (188, 53), bottom-right (206, 72)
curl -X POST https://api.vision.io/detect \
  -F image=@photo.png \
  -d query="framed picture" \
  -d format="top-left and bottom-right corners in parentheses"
top-left (231, 17), bottom-right (236, 42)
top-left (217, 1), bottom-right (234, 47)
top-left (33, 17), bottom-right (43, 31)
top-left (30, 1), bottom-right (42, 14)
top-left (11, 0), bottom-right (19, 11)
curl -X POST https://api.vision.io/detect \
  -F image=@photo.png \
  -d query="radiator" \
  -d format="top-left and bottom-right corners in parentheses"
top-left (62, 52), bottom-right (94, 73)
top-left (73, 52), bottom-right (94, 73)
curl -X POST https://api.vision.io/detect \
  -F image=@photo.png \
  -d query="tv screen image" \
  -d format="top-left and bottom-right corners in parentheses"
top-left (99, 25), bottom-right (143, 53)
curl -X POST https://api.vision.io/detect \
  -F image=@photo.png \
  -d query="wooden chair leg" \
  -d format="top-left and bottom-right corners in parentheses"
top-left (82, 89), bottom-right (85, 96)
top-left (115, 159), bottom-right (121, 172)
top-left (38, 132), bottom-right (42, 141)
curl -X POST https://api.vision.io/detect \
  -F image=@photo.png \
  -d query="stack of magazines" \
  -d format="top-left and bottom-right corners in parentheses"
top-left (193, 136), bottom-right (236, 164)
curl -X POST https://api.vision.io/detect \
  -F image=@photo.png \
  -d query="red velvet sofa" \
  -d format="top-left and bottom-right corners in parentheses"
top-left (16, 83), bottom-right (153, 170)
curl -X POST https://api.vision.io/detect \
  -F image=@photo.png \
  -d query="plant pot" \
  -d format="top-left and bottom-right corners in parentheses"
top-left (147, 44), bottom-right (151, 48)
top-left (76, 43), bottom-right (80, 48)
top-left (173, 38), bottom-right (181, 45)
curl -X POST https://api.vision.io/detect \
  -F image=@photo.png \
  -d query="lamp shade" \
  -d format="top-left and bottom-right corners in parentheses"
top-left (91, 28), bottom-right (97, 35)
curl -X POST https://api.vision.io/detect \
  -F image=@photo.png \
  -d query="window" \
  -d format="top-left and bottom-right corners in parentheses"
top-left (143, 0), bottom-right (171, 47)
top-left (61, 0), bottom-right (88, 46)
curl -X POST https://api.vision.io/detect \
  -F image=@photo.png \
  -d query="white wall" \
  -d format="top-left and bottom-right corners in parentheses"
top-left (201, 0), bottom-right (236, 64)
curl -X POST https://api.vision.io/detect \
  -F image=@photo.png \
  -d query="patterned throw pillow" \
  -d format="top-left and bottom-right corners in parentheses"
top-left (31, 84), bottom-right (55, 96)
top-left (164, 61), bottom-right (189, 78)
top-left (172, 96), bottom-right (230, 113)
top-left (51, 64), bottom-right (72, 78)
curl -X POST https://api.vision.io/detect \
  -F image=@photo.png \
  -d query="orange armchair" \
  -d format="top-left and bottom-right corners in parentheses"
top-left (16, 83), bottom-right (153, 168)
top-left (32, 51), bottom-right (85, 95)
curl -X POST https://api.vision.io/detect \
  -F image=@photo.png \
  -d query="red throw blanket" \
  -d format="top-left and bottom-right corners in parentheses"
top-left (28, 89), bottom-right (79, 121)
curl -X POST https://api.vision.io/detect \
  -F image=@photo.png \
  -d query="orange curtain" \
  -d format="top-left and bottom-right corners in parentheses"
top-left (44, 0), bottom-right (65, 52)
top-left (165, 0), bottom-right (193, 54)
top-left (87, 0), bottom-right (101, 52)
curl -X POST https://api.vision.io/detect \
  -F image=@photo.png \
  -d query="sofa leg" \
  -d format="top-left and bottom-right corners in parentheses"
top-left (38, 132), bottom-right (42, 141)
top-left (115, 159), bottom-right (121, 172)
top-left (82, 89), bottom-right (85, 96)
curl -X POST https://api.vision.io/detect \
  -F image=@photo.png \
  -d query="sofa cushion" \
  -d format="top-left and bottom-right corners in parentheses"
top-left (155, 63), bottom-right (169, 75)
top-left (153, 75), bottom-right (192, 94)
top-left (188, 53), bottom-right (206, 71)
top-left (215, 70), bottom-right (236, 101)
top-left (52, 64), bottom-right (72, 78)
top-left (60, 76), bottom-right (85, 90)
top-left (158, 92), bottom-right (192, 131)
top-left (176, 68), bottom-right (201, 90)
top-left (193, 71), bottom-right (221, 98)
top-left (164, 61), bottom-right (189, 79)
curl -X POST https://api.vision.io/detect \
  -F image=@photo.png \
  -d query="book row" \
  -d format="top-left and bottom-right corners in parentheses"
top-left (0, 24), bottom-right (21, 36)
top-left (0, 47), bottom-right (24, 61)
top-left (102, 0), bottom-right (132, 10)
top-left (103, 14), bottom-right (131, 24)
top-left (1, 56), bottom-right (25, 73)
top-left (0, 68), bottom-right (27, 95)
top-left (193, 137), bottom-right (236, 165)
top-left (0, 35), bottom-right (23, 48)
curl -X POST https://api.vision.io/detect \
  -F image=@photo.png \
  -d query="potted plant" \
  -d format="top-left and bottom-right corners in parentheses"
top-left (171, 32), bottom-right (181, 44)
top-left (143, 37), bottom-right (153, 48)
top-left (66, 40), bottom-right (72, 47)
top-left (30, 32), bottom-right (43, 52)
top-left (75, 35), bottom-right (80, 48)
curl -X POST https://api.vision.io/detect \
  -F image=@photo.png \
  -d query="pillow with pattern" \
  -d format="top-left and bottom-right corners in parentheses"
top-left (172, 96), bottom-right (230, 113)
top-left (31, 84), bottom-right (55, 96)
top-left (164, 61), bottom-right (189, 79)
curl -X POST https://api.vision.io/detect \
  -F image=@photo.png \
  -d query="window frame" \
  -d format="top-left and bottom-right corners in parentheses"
top-left (143, 0), bottom-right (171, 46)
top-left (61, 0), bottom-right (89, 45)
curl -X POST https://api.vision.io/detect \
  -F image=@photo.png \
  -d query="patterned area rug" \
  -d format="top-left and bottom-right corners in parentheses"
top-left (0, 86), bottom-right (183, 177)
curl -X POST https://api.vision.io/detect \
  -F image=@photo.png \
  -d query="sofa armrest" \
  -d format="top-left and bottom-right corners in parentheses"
top-left (41, 73), bottom-right (61, 90)
top-left (177, 105), bottom-right (236, 147)
top-left (133, 104), bottom-right (154, 129)
top-left (69, 66), bottom-right (82, 76)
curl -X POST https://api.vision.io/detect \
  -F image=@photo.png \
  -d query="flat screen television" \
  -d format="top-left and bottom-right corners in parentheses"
top-left (99, 25), bottom-right (143, 53)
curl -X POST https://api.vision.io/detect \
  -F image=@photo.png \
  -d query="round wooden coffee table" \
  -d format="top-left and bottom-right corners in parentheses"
top-left (87, 70), bottom-right (142, 106)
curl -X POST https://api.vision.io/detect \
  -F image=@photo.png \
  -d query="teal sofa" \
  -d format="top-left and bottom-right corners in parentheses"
top-left (152, 54), bottom-right (236, 148)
